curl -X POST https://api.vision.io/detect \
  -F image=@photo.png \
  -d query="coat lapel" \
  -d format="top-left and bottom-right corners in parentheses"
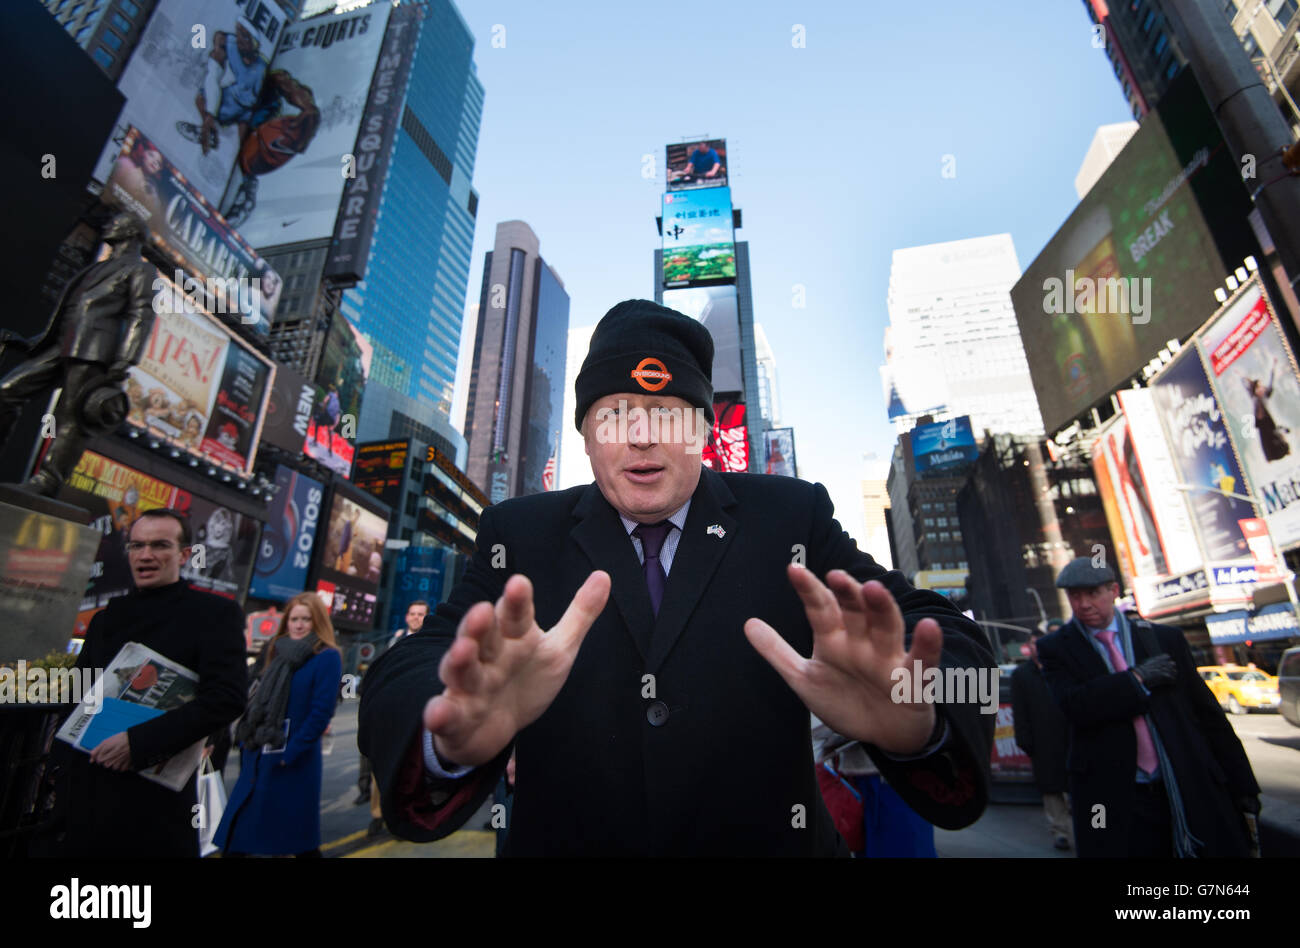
top-left (646, 468), bottom-right (737, 674)
top-left (570, 482), bottom-right (655, 661)
top-left (1062, 617), bottom-right (1111, 679)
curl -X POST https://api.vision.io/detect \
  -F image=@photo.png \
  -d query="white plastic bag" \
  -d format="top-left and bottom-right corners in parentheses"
top-left (196, 755), bottom-right (227, 857)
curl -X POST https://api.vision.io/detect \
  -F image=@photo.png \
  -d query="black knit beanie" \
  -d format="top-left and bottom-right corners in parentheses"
top-left (574, 299), bottom-right (715, 430)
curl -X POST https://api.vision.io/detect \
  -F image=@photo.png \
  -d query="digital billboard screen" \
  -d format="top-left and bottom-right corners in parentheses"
top-left (259, 362), bottom-right (316, 454)
top-left (249, 464), bottom-right (324, 602)
top-left (662, 187), bottom-right (736, 288)
top-left (1010, 69), bottom-right (1261, 434)
top-left (105, 127), bottom-right (281, 332)
top-left (124, 276), bottom-right (275, 478)
top-left (93, 0), bottom-right (287, 205)
top-left (666, 139), bottom-right (728, 191)
top-left (354, 440), bottom-right (409, 510)
top-left (315, 485), bottom-right (390, 629)
top-left (305, 312), bottom-right (372, 477)
top-left (764, 428), bottom-right (797, 477)
top-left (702, 401), bottom-right (748, 473)
top-left (661, 286), bottom-right (743, 393)
top-left (1196, 278), bottom-right (1300, 551)
top-left (221, 5), bottom-right (393, 248)
top-left (911, 416), bottom-right (977, 478)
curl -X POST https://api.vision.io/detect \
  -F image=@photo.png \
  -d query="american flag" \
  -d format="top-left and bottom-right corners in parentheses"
top-left (542, 446), bottom-right (557, 491)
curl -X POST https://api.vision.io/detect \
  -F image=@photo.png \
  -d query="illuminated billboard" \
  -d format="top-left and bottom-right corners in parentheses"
top-left (910, 416), bottom-right (977, 479)
top-left (249, 465), bottom-right (324, 602)
top-left (305, 312), bottom-right (372, 477)
top-left (221, 4), bottom-right (394, 248)
top-left (702, 402), bottom-right (748, 473)
top-left (666, 139), bottom-right (728, 191)
top-left (58, 450), bottom-right (260, 632)
top-left (105, 126), bottom-right (280, 332)
top-left (662, 187), bottom-right (736, 288)
top-left (1010, 69), bottom-right (1260, 434)
top-left (259, 362), bottom-right (316, 454)
top-left (315, 485), bottom-right (390, 630)
top-left (124, 275), bottom-right (275, 478)
top-left (1196, 278), bottom-right (1300, 551)
top-left (764, 428), bottom-right (797, 477)
top-left (354, 440), bottom-right (409, 509)
top-left (661, 286), bottom-right (742, 393)
top-left (94, 0), bottom-right (287, 204)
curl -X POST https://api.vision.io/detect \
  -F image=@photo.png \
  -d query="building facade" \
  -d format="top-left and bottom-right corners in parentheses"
top-left (465, 221), bottom-right (571, 501)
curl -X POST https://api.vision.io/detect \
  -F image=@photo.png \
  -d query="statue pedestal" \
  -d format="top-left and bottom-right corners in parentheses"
top-left (0, 487), bottom-right (99, 663)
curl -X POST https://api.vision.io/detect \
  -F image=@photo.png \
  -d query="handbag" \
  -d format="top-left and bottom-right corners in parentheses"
top-left (196, 755), bottom-right (227, 857)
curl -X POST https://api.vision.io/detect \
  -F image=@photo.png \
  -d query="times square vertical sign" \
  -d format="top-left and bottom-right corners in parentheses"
top-left (324, 3), bottom-right (424, 285)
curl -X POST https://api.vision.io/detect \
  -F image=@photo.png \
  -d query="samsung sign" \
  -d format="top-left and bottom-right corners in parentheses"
top-left (1206, 603), bottom-right (1300, 644)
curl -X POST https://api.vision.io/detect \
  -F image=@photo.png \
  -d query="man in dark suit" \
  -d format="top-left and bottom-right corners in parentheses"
top-left (360, 300), bottom-right (996, 856)
top-left (1011, 627), bottom-right (1072, 850)
top-left (0, 212), bottom-right (156, 494)
top-left (32, 509), bottom-right (248, 858)
top-left (1036, 558), bottom-right (1261, 858)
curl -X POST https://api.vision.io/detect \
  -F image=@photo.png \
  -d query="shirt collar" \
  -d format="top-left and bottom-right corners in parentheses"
top-left (1086, 613), bottom-right (1119, 638)
top-left (620, 499), bottom-right (691, 536)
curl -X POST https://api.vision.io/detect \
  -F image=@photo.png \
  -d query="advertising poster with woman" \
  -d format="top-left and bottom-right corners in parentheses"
top-left (1197, 278), bottom-right (1300, 551)
top-left (1149, 347), bottom-right (1260, 563)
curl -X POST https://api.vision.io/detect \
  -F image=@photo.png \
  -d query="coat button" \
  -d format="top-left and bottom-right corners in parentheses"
top-left (646, 700), bottom-right (669, 726)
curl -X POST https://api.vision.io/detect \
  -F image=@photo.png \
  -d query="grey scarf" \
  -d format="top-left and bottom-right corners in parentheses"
top-left (1115, 612), bottom-right (1204, 858)
top-left (236, 634), bottom-right (318, 749)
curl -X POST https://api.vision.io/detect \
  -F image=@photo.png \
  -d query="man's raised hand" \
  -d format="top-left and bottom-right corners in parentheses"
top-left (744, 566), bottom-right (942, 756)
top-left (424, 571), bottom-right (610, 768)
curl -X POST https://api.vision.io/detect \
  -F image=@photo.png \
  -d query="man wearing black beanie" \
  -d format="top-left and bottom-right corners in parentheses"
top-left (361, 299), bottom-right (996, 856)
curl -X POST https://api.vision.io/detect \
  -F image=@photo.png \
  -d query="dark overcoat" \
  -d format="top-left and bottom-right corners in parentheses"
top-left (215, 646), bottom-right (341, 855)
top-left (1009, 659), bottom-right (1069, 794)
top-left (360, 469), bottom-right (997, 856)
top-left (34, 581), bottom-right (247, 858)
top-left (1036, 616), bottom-right (1260, 857)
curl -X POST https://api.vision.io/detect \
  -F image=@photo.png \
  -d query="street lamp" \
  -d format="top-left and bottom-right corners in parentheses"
top-left (1173, 483), bottom-right (1299, 616)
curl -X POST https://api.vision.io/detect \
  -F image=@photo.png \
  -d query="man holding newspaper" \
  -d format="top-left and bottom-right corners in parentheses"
top-left (33, 509), bottom-right (247, 858)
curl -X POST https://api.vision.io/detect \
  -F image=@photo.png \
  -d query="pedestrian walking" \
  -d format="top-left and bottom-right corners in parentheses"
top-left (31, 509), bottom-right (247, 858)
top-left (1037, 557), bottom-right (1261, 858)
top-left (1010, 628), bottom-right (1073, 850)
top-left (215, 593), bottom-right (342, 857)
top-left (360, 299), bottom-right (996, 856)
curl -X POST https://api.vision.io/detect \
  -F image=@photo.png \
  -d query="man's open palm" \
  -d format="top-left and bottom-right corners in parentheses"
top-left (424, 571), bottom-right (610, 767)
top-left (744, 566), bottom-right (942, 755)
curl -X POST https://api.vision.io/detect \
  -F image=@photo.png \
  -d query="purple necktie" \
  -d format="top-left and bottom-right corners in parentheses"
top-left (1097, 628), bottom-right (1159, 774)
top-left (633, 521), bottom-right (673, 616)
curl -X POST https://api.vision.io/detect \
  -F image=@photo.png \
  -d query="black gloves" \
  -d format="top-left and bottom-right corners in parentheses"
top-left (1132, 654), bottom-right (1177, 688)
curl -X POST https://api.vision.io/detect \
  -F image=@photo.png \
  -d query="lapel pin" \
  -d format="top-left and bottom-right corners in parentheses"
top-left (706, 524), bottom-right (726, 539)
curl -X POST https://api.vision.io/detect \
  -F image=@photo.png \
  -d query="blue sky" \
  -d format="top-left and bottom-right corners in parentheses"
top-left (452, 0), bottom-right (1134, 538)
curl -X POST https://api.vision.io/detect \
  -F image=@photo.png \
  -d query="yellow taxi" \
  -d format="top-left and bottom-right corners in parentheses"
top-left (1197, 664), bottom-right (1281, 714)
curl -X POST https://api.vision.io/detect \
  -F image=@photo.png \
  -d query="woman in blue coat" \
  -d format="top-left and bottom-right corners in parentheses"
top-left (216, 592), bottom-right (342, 857)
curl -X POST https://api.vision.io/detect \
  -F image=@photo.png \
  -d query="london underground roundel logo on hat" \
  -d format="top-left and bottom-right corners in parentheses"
top-left (631, 357), bottom-right (672, 392)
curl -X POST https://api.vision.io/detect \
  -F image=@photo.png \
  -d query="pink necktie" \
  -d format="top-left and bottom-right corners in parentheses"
top-left (1097, 628), bottom-right (1159, 774)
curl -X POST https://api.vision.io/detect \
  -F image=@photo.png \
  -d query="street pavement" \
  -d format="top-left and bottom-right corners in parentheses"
top-left (220, 698), bottom-right (1300, 858)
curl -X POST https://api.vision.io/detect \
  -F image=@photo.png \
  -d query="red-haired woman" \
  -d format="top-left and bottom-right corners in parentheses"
top-left (215, 593), bottom-right (342, 857)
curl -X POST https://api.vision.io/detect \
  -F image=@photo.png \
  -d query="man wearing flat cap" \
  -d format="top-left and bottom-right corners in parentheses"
top-left (360, 300), bottom-right (996, 856)
top-left (1036, 557), bottom-right (1260, 857)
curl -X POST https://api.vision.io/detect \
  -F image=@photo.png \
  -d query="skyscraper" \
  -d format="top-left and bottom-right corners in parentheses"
top-left (336, 0), bottom-right (485, 421)
top-left (1075, 121), bottom-right (1139, 199)
top-left (882, 234), bottom-right (1043, 440)
top-left (465, 221), bottom-right (571, 501)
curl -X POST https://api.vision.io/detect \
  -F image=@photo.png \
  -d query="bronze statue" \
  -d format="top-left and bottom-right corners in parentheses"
top-left (0, 212), bottom-right (156, 495)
